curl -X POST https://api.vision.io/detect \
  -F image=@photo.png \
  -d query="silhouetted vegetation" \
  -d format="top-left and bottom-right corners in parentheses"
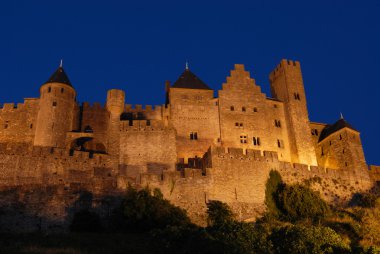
top-left (1, 178), bottom-right (380, 253)
top-left (70, 209), bottom-right (102, 233)
top-left (121, 185), bottom-right (191, 232)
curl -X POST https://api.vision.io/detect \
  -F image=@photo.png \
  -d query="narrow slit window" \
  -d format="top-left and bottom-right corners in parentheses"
top-left (61, 88), bottom-right (64, 93)
top-left (230, 106), bottom-right (234, 111)
top-left (190, 132), bottom-right (198, 140)
top-left (48, 87), bottom-right (51, 93)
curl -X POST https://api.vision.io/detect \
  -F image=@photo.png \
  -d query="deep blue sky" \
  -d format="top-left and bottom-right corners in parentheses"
top-left (1, 1), bottom-right (379, 164)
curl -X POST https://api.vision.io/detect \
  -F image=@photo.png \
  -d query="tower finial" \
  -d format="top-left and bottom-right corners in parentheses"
top-left (185, 61), bottom-right (189, 70)
top-left (340, 112), bottom-right (344, 119)
top-left (60, 59), bottom-right (63, 68)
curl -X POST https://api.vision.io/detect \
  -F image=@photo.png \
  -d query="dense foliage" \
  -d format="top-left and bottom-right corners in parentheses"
top-left (121, 185), bottom-right (191, 231)
top-left (276, 184), bottom-right (330, 222)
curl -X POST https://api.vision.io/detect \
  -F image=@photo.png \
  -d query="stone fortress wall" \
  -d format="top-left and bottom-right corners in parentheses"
top-left (0, 59), bottom-right (378, 231)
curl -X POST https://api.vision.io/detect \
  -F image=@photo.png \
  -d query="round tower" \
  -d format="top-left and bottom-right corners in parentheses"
top-left (106, 89), bottom-right (125, 156)
top-left (34, 63), bottom-right (76, 148)
top-left (106, 89), bottom-right (125, 115)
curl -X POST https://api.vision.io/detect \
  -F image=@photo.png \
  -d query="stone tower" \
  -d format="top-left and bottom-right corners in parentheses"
top-left (34, 64), bottom-right (76, 148)
top-left (106, 89), bottom-right (125, 156)
top-left (269, 59), bottom-right (317, 165)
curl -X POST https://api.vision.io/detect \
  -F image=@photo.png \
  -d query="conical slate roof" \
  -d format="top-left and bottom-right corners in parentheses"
top-left (319, 118), bottom-right (358, 142)
top-left (172, 69), bottom-right (211, 90)
top-left (45, 66), bottom-right (72, 87)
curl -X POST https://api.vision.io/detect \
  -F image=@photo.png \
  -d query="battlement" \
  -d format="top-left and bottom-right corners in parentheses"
top-left (140, 168), bottom-right (209, 186)
top-left (124, 104), bottom-right (162, 112)
top-left (82, 102), bottom-right (106, 110)
top-left (120, 119), bottom-right (167, 131)
top-left (0, 143), bottom-right (110, 166)
top-left (0, 98), bottom-right (39, 112)
top-left (207, 146), bottom-right (279, 162)
top-left (269, 59), bottom-right (301, 80)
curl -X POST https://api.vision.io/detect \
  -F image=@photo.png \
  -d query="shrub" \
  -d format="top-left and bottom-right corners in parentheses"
top-left (270, 225), bottom-right (351, 254)
top-left (207, 200), bottom-right (234, 227)
top-left (350, 193), bottom-right (379, 208)
top-left (265, 170), bottom-right (283, 217)
top-left (276, 184), bottom-right (330, 222)
top-left (122, 186), bottom-right (191, 231)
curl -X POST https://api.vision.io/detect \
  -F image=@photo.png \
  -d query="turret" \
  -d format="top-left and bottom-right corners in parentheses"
top-left (106, 89), bottom-right (125, 156)
top-left (269, 59), bottom-right (317, 165)
top-left (34, 62), bottom-right (76, 148)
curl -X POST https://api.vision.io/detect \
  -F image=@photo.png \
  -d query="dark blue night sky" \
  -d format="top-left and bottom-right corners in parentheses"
top-left (1, 1), bottom-right (379, 164)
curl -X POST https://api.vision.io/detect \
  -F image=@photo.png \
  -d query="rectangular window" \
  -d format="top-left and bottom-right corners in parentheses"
top-left (190, 132), bottom-right (198, 140)
top-left (277, 139), bottom-right (284, 148)
top-left (311, 129), bottom-right (319, 136)
top-left (146, 120), bottom-right (151, 126)
top-left (253, 107), bottom-right (258, 112)
top-left (275, 120), bottom-right (281, 128)
top-left (240, 135), bottom-right (247, 144)
top-left (48, 87), bottom-right (51, 93)
top-left (242, 107), bottom-right (246, 112)
top-left (52, 101), bottom-right (57, 107)
top-left (253, 137), bottom-right (261, 146)
top-left (230, 106), bottom-right (234, 111)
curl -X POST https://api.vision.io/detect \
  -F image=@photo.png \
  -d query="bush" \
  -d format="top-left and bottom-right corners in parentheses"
top-left (350, 193), bottom-right (379, 208)
top-left (276, 184), bottom-right (330, 222)
top-left (122, 186), bottom-right (191, 231)
top-left (265, 170), bottom-right (283, 217)
top-left (270, 225), bottom-right (351, 254)
top-left (207, 200), bottom-right (234, 227)
top-left (70, 209), bottom-right (102, 232)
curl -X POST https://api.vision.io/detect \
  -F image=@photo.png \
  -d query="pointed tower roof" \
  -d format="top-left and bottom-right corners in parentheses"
top-left (319, 118), bottom-right (358, 142)
top-left (44, 63), bottom-right (72, 87)
top-left (172, 67), bottom-right (211, 90)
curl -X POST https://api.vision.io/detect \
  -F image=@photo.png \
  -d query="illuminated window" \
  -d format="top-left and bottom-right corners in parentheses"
top-left (190, 132), bottom-right (198, 140)
top-left (277, 139), bottom-right (284, 148)
top-left (253, 137), bottom-right (261, 146)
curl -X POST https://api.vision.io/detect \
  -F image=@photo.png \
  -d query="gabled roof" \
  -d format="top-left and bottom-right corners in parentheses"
top-left (318, 118), bottom-right (358, 142)
top-left (172, 69), bottom-right (211, 90)
top-left (45, 66), bottom-right (72, 87)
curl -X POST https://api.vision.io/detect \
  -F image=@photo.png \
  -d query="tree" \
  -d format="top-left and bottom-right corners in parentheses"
top-left (276, 184), bottom-right (330, 222)
top-left (270, 225), bottom-right (350, 254)
top-left (122, 186), bottom-right (191, 231)
top-left (206, 200), bottom-right (234, 227)
top-left (265, 170), bottom-right (283, 217)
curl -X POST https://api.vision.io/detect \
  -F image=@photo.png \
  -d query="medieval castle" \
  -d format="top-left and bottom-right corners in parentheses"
top-left (0, 59), bottom-right (379, 231)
